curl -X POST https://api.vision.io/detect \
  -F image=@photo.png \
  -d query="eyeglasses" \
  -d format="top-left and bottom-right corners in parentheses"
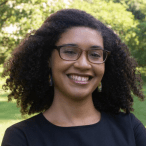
top-left (55, 44), bottom-right (111, 64)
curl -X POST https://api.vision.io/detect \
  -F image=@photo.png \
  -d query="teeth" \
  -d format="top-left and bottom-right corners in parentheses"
top-left (68, 75), bottom-right (89, 81)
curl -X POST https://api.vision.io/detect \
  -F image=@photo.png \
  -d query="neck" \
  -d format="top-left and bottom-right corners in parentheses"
top-left (43, 92), bottom-right (100, 126)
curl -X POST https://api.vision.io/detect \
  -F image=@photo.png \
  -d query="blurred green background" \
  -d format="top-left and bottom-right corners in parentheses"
top-left (0, 0), bottom-right (146, 144)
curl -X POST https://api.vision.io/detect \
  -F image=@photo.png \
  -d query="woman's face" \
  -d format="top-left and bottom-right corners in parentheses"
top-left (49, 27), bottom-right (105, 100)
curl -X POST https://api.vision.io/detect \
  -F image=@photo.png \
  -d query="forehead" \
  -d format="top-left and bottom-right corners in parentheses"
top-left (56, 27), bottom-right (104, 49)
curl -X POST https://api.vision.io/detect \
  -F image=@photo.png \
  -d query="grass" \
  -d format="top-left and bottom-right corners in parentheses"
top-left (0, 65), bottom-right (146, 144)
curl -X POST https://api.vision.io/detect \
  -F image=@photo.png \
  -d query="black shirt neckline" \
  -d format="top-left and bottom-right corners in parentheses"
top-left (39, 111), bottom-right (103, 129)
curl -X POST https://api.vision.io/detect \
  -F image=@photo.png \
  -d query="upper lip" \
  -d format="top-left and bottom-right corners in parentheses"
top-left (67, 73), bottom-right (93, 78)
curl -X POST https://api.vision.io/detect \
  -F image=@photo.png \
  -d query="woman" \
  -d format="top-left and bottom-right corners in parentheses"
top-left (1, 9), bottom-right (146, 146)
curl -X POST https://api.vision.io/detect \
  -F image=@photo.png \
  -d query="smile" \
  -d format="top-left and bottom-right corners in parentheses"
top-left (67, 74), bottom-right (92, 84)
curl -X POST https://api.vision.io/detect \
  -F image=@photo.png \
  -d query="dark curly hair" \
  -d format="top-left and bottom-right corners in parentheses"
top-left (2, 9), bottom-right (145, 117)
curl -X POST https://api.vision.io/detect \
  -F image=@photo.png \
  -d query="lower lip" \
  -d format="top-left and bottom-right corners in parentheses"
top-left (67, 76), bottom-right (90, 84)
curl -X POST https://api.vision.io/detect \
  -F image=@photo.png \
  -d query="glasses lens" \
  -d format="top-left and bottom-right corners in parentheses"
top-left (88, 49), bottom-right (107, 63)
top-left (60, 46), bottom-right (79, 60)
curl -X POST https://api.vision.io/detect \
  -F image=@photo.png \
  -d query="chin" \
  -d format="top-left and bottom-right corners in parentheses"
top-left (69, 92), bottom-right (92, 100)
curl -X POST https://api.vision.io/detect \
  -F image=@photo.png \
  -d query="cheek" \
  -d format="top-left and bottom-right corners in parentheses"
top-left (51, 57), bottom-right (72, 82)
top-left (51, 59), bottom-right (70, 73)
top-left (94, 64), bottom-right (105, 77)
top-left (50, 51), bottom-right (63, 72)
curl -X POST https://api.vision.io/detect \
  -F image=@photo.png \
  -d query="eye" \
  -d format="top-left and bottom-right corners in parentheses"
top-left (61, 46), bottom-right (78, 55)
top-left (90, 53), bottom-right (101, 57)
top-left (63, 50), bottom-right (77, 54)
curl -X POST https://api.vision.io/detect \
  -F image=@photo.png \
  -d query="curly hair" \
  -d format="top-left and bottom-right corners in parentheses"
top-left (2, 9), bottom-right (145, 117)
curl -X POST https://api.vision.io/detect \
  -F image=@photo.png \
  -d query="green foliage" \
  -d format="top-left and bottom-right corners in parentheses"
top-left (0, 0), bottom-right (68, 64)
top-left (127, 21), bottom-right (146, 67)
top-left (107, 0), bottom-right (146, 20)
top-left (103, 0), bottom-right (146, 67)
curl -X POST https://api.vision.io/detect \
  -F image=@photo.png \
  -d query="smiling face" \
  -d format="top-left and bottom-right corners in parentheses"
top-left (49, 27), bottom-right (105, 101)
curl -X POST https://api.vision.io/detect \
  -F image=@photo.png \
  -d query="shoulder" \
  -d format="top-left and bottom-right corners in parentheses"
top-left (103, 111), bottom-right (139, 121)
top-left (2, 113), bottom-right (42, 146)
top-left (103, 111), bottom-right (146, 137)
top-left (102, 111), bottom-right (133, 122)
top-left (101, 111), bottom-right (146, 145)
top-left (117, 112), bottom-right (146, 145)
top-left (114, 112), bottom-right (145, 129)
top-left (102, 111), bottom-right (145, 130)
top-left (5, 113), bottom-right (42, 133)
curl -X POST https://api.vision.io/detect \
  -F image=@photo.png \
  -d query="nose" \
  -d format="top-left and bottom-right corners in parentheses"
top-left (73, 51), bottom-right (91, 70)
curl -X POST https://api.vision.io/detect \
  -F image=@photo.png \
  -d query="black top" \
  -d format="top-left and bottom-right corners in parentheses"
top-left (2, 111), bottom-right (146, 146)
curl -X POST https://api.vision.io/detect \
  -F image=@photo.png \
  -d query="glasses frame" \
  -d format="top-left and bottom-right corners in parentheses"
top-left (54, 44), bottom-right (111, 64)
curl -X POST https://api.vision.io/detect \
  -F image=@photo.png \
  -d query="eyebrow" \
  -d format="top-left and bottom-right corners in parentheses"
top-left (60, 43), bottom-right (104, 50)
